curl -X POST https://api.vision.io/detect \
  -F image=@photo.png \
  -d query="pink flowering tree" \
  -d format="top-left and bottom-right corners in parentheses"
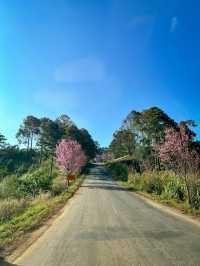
top-left (155, 125), bottom-right (200, 207)
top-left (55, 139), bottom-right (86, 182)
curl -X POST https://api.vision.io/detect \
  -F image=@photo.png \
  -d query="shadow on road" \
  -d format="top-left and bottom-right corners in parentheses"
top-left (81, 184), bottom-right (133, 192)
top-left (0, 257), bottom-right (17, 266)
top-left (88, 175), bottom-right (110, 180)
top-left (76, 226), bottom-right (182, 241)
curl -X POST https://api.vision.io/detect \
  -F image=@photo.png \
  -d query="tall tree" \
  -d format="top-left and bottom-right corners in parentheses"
top-left (16, 116), bottom-right (40, 150)
top-left (156, 124), bottom-right (200, 208)
top-left (64, 126), bottom-right (97, 160)
top-left (55, 114), bottom-right (75, 129)
top-left (0, 132), bottom-right (6, 149)
top-left (79, 129), bottom-right (97, 160)
top-left (110, 130), bottom-right (136, 158)
top-left (37, 118), bottom-right (63, 154)
top-left (119, 107), bottom-right (178, 169)
top-left (37, 118), bottom-right (63, 176)
top-left (122, 107), bottom-right (177, 146)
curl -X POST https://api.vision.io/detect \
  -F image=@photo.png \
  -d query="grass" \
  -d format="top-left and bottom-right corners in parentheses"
top-left (0, 199), bottom-right (30, 224)
top-left (0, 175), bottom-right (85, 256)
top-left (118, 180), bottom-right (200, 217)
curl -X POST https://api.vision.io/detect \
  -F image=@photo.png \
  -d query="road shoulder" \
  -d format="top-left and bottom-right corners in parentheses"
top-left (127, 189), bottom-right (200, 228)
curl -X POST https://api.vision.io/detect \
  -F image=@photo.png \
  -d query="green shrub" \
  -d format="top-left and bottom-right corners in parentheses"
top-left (144, 177), bottom-right (164, 195)
top-left (129, 171), bottom-right (186, 199)
top-left (51, 176), bottom-right (67, 196)
top-left (0, 198), bottom-right (29, 224)
top-left (106, 162), bottom-right (128, 181)
top-left (162, 173), bottom-right (186, 202)
top-left (0, 147), bottom-right (39, 178)
top-left (0, 162), bottom-right (59, 199)
top-left (19, 171), bottom-right (52, 197)
top-left (0, 175), bottom-right (21, 199)
top-left (189, 180), bottom-right (200, 209)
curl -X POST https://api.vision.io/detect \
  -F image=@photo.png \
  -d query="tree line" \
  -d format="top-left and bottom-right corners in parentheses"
top-left (0, 114), bottom-right (98, 179)
top-left (110, 107), bottom-right (199, 169)
top-left (108, 107), bottom-right (200, 209)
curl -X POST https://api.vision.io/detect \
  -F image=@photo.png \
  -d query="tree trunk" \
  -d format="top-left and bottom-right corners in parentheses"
top-left (49, 156), bottom-right (54, 178)
top-left (27, 137), bottom-right (30, 152)
top-left (39, 146), bottom-right (43, 164)
top-left (30, 132), bottom-right (33, 150)
top-left (158, 157), bottom-right (161, 171)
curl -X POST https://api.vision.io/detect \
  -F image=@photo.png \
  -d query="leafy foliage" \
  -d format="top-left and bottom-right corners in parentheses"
top-left (110, 130), bottom-right (136, 157)
top-left (156, 124), bottom-right (200, 208)
top-left (51, 176), bottom-right (67, 196)
top-left (0, 133), bottom-right (6, 149)
top-left (0, 199), bottom-right (29, 224)
top-left (0, 146), bottom-right (38, 179)
top-left (109, 106), bottom-right (200, 209)
top-left (16, 116), bottom-right (40, 150)
top-left (106, 162), bottom-right (128, 181)
top-left (0, 175), bottom-right (21, 199)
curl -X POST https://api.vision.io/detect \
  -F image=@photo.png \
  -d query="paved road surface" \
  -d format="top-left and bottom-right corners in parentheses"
top-left (15, 166), bottom-right (200, 266)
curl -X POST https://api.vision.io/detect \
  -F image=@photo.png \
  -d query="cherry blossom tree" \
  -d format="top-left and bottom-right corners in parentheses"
top-left (55, 139), bottom-right (86, 178)
top-left (156, 125), bottom-right (200, 207)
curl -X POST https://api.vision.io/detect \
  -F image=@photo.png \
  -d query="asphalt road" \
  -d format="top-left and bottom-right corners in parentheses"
top-left (14, 166), bottom-right (200, 266)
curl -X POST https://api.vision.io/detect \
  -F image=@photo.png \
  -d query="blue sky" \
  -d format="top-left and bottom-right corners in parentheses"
top-left (1, 0), bottom-right (200, 147)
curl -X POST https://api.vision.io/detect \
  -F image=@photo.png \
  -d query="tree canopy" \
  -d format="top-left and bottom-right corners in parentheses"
top-left (110, 107), bottom-right (198, 170)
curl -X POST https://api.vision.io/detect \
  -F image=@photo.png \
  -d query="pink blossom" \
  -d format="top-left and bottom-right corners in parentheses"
top-left (55, 139), bottom-right (86, 175)
top-left (155, 125), bottom-right (200, 174)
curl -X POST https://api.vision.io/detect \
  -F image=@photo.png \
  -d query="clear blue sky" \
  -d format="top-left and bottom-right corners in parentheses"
top-left (1, 0), bottom-right (200, 147)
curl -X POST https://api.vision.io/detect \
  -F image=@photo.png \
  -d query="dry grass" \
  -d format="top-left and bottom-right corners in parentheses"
top-left (0, 175), bottom-right (85, 256)
top-left (0, 199), bottom-right (29, 224)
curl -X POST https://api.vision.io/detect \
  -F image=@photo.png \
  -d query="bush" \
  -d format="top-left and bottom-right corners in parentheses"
top-left (162, 173), bottom-right (186, 201)
top-left (18, 163), bottom-right (59, 197)
top-left (0, 198), bottom-right (29, 224)
top-left (189, 180), bottom-right (200, 209)
top-left (19, 171), bottom-right (52, 197)
top-left (106, 162), bottom-right (128, 181)
top-left (51, 176), bottom-right (67, 196)
top-left (130, 171), bottom-right (186, 199)
top-left (144, 178), bottom-right (163, 195)
top-left (0, 162), bottom-right (60, 199)
top-left (0, 147), bottom-right (39, 178)
top-left (0, 175), bottom-right (21, 199)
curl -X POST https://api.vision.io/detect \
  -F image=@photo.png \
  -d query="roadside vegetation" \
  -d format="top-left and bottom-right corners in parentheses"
top-left (103, 107), bottom-right (200, 215)
top-left (0, 114), bottom-right (98, 255)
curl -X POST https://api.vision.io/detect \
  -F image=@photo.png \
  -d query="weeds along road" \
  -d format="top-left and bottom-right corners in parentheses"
top-left (15, 166), bottom-right (200, 266)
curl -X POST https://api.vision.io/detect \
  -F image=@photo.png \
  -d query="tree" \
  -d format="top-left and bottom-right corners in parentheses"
top-left (0, 132), bottom-right (6, 149)
top-left (0, 145), bottom-right (38, 178)
top-left (64, 126), bottom-right (97, 160)
top-left (122, 107), bottom-right (177, 145)
top-left (156, 124), bottom-right (200, 208)
top-left (38, 118), bottom-right (63, 153)
top-left (37, 118), bottom-right (63, 177)
top-left (110, 130), bottom-right (136, 158)
top-left (79, 129), bottom-right (97, 159)
top-left (55, 139), bottom-right (86, 184)
top-left (16, 116), bottom-right (40, 150)
top-left (55, 114), bottom-right (75, 129)
top-left (120, 107), bottom-right (177, 169)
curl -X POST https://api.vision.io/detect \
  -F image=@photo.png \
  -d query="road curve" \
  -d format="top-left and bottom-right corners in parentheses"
top-left (15, 166), bottom-right (200, 266)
